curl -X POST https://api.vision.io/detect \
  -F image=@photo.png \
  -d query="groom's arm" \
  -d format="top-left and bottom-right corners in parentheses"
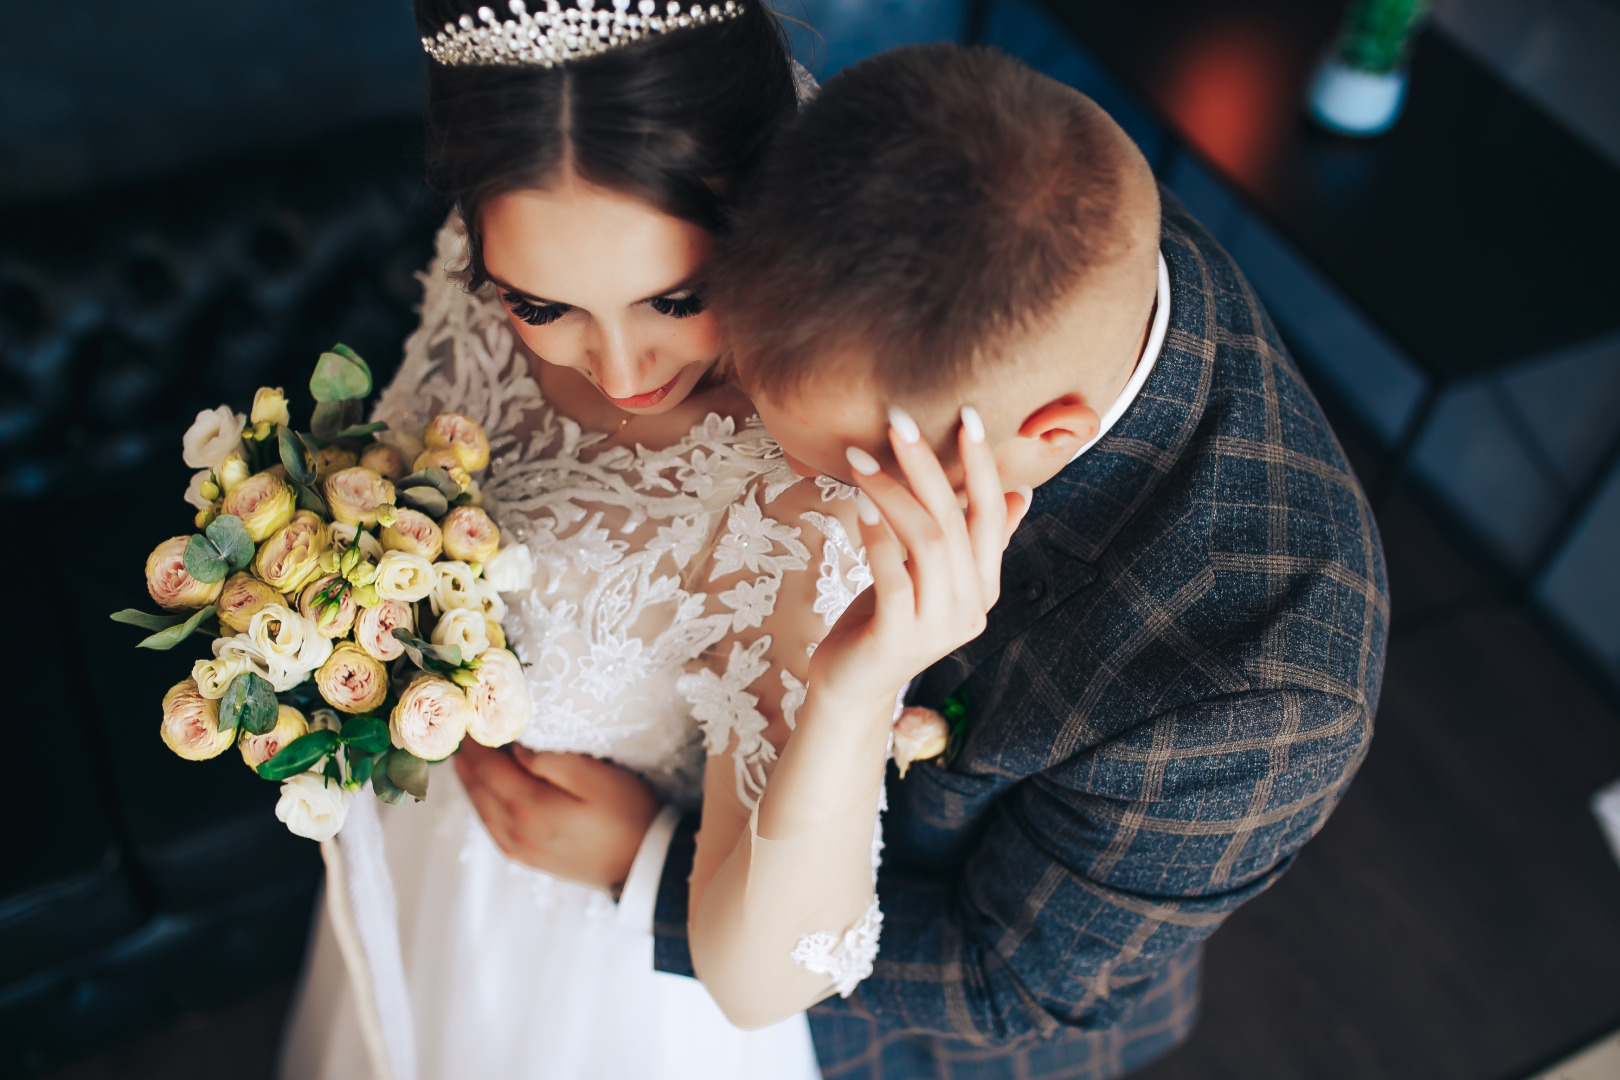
top-left (655, 687), bottom-right (1368, 1041)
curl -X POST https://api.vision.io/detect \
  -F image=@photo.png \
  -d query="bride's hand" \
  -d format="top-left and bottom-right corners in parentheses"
top-left (809, 405), bottom-right (1030, 711)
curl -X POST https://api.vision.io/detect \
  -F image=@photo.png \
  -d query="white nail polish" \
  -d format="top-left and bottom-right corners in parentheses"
top-left (887, 405), bottom-right (920, 444)
top-left (854, 491), bottom-right (880, 526)
top-left (1016, 486), bottom-right (1034, 508)
top-left (961, 405), bottom-right (985, 443)
top-left (845, 446), bottom-right (882, 475)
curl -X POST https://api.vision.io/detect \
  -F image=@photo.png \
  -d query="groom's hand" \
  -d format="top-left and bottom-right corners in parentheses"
top-left (454, 742), bottom-right (661, 892)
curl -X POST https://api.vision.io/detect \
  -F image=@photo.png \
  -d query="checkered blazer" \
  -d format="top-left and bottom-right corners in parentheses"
top-left (654, 193), bottom-right (1388, 1079)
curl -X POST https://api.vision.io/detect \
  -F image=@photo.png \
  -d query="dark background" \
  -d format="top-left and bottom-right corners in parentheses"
top-left (3, 1), bottom-right (1619, 1077)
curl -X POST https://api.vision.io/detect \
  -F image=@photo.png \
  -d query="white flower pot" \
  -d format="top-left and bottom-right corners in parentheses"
top-left (1308, 57), bottom-right (1409, 136)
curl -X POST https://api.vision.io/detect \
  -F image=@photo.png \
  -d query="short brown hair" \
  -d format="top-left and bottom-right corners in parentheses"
top-left (714, 44), bottom-right (1141, 401)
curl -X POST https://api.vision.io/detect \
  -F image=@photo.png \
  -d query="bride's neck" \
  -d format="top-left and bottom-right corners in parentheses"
top-left (534, 358), bottom-right (750, 449)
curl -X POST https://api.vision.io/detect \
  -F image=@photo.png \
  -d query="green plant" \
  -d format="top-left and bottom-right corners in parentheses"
top-left (1336, 0), bottom-right (1429, 74)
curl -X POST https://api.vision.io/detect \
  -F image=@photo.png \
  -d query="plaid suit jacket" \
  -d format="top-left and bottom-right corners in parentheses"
top-left (654, 194), bottom-right (1388, 1079)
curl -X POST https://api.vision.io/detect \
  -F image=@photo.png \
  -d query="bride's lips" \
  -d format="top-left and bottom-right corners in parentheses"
top-left (605, 371), bottom-right (684, 410)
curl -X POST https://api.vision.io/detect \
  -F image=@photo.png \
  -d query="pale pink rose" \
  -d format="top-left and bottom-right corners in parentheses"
top-left (423, 412), bottom-right (491, 471)
top-left (411, 448), bottom-right (473, 491)
top-left (216, 572), bottom-right (282, 633)
top-left (239, 705), bottom-right (310, 769)
top-left (355, 599), bottom-right (415, 662)
top-left (315, 642), bottom-right (389, 714)
top-left (892, 707), bottom-right (950, 778)
top-left (360, 443), bottom-right (410, 482)
top-left (324, 466), bottom-right (396, 527)
top-left (299, 574), bottom-right (359, 638)
top-left (467, 648), bottom-right (531, 747)
top-left (146, 536), bottom-right (224, 611)
top-left (440, 505), bottom-right (500, 564)
top-left (220, 470), bottom-right (295, 541)
top-left (380, 508), bottom-right (443, 561)
top-left (160, 678), bottom-right (235, 761)
top-left (252, 511), bottom-right (328, 593)
top-left (390, 676), bottom-right (470, 760)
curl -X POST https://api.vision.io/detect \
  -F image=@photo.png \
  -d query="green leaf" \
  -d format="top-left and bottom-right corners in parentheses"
top-left (110, 609), bottom-right (186, 631)
top-left (278, 425), bottom-right (314, 485)
top-left (339, 717), bottom-right (391, 755)
top-left (291, 479), bottom-right (329, 516)
top-left (335, 422), bottom-right (388, 440)
top-left (372, 765), bottom-right (413, 805)
top-left (387, 750), bottom-right (430, 800)
top-left (310, 349), bottom-right (372, 403)
top-left (220, 671), bottom-right (279, 735)
top-left (399, 467), bottom-right (462, 501)
top-left (397, 486), bottom-right (449, 519)
top-left (331, 343), bottom-right (373, 383)
top-left (205, 514), bottom-right (255, 571)
top-left (322, 756), bottom-right (343, 784)
top-left (183, 533), bottom-right (228, 583)
top-left (256, 729), bottom-right (341, 781)
top-left (136, 605), bottom-right (217, 650)
top-left (348, 751), bottom-right (380, 788)
top-left (392, 630), bottom-right (461, 672)
top-left (310, 400), bottom-right (344, 441)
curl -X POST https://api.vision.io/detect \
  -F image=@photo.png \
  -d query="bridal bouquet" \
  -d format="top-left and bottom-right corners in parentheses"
top-left (114, 345), bottom-right (534, 842)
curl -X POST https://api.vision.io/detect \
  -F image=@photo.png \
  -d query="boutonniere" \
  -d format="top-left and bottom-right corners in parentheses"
top-left (892, 688), bottom-right (972, 776)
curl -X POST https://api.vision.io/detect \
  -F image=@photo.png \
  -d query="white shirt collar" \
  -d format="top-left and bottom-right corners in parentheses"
top-left (1068, 250), bottom-right (1170, 463)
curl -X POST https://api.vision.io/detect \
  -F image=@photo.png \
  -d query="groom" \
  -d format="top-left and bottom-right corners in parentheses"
top-left (458, 44), bottom-right (1386, 1079)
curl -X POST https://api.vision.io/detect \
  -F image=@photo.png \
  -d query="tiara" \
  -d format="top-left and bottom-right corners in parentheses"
top-left (423, 0), bottom-right (741, 68)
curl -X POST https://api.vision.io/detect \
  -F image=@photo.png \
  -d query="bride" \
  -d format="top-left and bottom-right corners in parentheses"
top-left (281, 3), bottom-right (1021, 1077)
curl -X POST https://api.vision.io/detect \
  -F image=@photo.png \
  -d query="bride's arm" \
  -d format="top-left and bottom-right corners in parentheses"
top-left (687, 409), bottom-right (1023, 1029)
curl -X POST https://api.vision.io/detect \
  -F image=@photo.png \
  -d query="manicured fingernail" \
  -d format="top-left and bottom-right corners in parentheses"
top-left (1016, 486), bottom-right (1034, 508)
top-left (854, 492), bottom-right (881, 526)
top-left (845, 446), bottom-right (881, 475)
top-left (961, 405), bottom-right (985, 443)
top-left (887, 405), bottom-right (920, 445)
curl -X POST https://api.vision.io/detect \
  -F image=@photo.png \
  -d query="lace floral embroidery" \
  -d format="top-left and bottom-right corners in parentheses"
top-left (790, 899), bottom-right (884, 998)
top-left (802, 511), bottom-right (874, 627)
top-left (677, 637), bottom-right (778, 803)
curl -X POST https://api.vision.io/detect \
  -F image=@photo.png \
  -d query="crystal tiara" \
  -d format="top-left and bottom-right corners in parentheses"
top-left (423, 0), bottom-right (742, 68)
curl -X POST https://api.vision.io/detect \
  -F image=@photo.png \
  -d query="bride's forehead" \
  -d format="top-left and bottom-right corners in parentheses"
top-left (480, 182), bottom-right (712, 299)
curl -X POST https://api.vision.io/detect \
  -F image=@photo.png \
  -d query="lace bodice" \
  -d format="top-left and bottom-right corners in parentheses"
top-left (373, 218), bottom-right (871, 815)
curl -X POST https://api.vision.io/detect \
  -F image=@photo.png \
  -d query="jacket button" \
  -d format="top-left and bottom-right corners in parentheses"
top-left (1024, 580), bottom-right (1045, 602)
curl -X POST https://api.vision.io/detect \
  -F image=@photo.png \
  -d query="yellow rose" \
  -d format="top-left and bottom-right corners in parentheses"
top-left (355, 598), bottom-right (415, 662)
top-left (424, 412), bottom-right (491, 472)
top-left (467, 648), bottom-right (530, 747)
top-left (373, 550), bottom-right (437, 602)
top-left (324, 466), bottom-right (396, 527)
top-left (380, 508), bottom-right (443, 561)
top-left (891, 707), bottom-right (950, 778)
top-left (440, 505), bottom-right (500, 564)
top-left (251, 386), bottom-right (291, 429)
top-left (389, 676), bottom-right (470, 760)
top-left (218, 454), bottom-right (252, 495)
top-left (315, 641), bottom-right (389, 714)
top-left (313, 445), bottom-right (358, 480)
top-left (253, 511), bottom-right (329, 593)
top-left (221, 470), bottom-right (295, 542)
top-left (216, 572), bottom-right (282, 633)
top-left (431, 607), bottom-right (489, 661)
top-left (299, 573), bottom-right (358, 638)
top-left (240, 705), bottom-right (309, 769)
top-left (360, 443), bottom-right (410, 482)
top-left (411, 448), bottom-right (473, 492)
top-left (160, 678), bottom-right (235, 761)
top-left (145, 536), bottom-right (224, 611)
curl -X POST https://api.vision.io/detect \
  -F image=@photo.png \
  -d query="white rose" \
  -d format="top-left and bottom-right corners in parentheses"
top-left (467, 648), bottom-right (531, 747)
top-left (247, 604), bottom-right (333, 690)
top-left (474, 578), bottom-right (507, 623)
top-left (432, 607), bottom-right (489, 661)
top-left (430, 560), bottom-right (481, 616)
top-left (309, 708), bottom-right (343, 733)
top-left (374, 550), bottom-right (437, 603)
top-left (482, 539), bottom-right (536, 593)
top-left (182, 405), bottom-right (247, 470)
top-left (184, 469), bottom-right (216, 511)
top-left (191, 652), bottom-right (252, 699)
top-left (275, 772), bottom-right (351, 842)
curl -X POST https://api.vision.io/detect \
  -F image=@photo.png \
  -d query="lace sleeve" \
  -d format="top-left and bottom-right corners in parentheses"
top-left (681, 473), bottom-right (887, 1008)
top-left (369, 213), bottom-right (543, 472)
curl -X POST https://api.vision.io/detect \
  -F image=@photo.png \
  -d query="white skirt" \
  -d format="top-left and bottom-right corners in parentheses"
top-left (279, 764), bottom-right (822, 1080)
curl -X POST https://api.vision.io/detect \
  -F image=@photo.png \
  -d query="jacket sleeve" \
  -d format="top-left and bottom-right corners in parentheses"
top-left (803, 687), bottom-right (1367, 1043)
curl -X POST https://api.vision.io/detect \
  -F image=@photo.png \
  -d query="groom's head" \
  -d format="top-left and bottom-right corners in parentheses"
top-left (714, 44), bottom-right (1161, 492)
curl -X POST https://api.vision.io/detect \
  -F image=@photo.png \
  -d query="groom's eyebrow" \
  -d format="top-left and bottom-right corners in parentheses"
top-left (488, 272), bottom-right (703, 307)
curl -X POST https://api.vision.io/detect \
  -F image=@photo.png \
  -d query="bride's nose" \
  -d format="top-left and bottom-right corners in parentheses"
top-left (585, 319), bottom-right (650, 399)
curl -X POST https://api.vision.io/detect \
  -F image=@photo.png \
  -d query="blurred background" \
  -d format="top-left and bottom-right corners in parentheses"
top-left (3, 1), bottom-right (1618, 1077)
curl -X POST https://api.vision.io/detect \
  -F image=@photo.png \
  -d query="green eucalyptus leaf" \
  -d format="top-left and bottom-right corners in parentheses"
top-left (339, 717), bottom-right (391, 755)
top-left (330, 343), bottom-right (373, 385)
top-left (221, 671), bottom-right (279, 735)
top-left (372, 765), bottom-right (413, 805)
top-left (398, 486), bottom-right (449, 519)
top-left (256, 729), bottom-right (341, 780)
top-left (335, 422), bottom-right (388, 440)
top-left (387, 750), bottom-right (430, 800)
top-left (291, 480), bottom-right (329, 516)
top-left (136, 605), bottom-right (217, 650)
top-left (205, 514), bottom-right (255, 571)
top-left (348, 752), bottom-right (379, 788)
top-left (110, 609), bottom-right (186, 631)
top-left (183, 533), bottom-right (228, 583)
top-left (310, 349), bottom-right (372, 403)
top-left (391, 630), bottom-right (460, 672)
top-left (310, 400), bottom-right (344, 441)
top-left (278, 426), bottom-right (314, 484)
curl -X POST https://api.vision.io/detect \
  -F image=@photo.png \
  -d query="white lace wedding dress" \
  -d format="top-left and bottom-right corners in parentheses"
top-left (279, 219), bottom-right (879, 1080)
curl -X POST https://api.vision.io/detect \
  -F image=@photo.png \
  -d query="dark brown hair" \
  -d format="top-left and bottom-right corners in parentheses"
top-left (714, 44), bottom-right (1138, 400)
top-left (414, 0), bottom-right (798, 289)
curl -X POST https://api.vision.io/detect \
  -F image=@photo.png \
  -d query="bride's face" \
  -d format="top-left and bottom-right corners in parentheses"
top-left (480, 173), bottom-right (723, 413)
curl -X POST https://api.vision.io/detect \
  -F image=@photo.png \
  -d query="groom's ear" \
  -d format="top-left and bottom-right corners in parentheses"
top-left (1015, 395), bottom-right (1100, 458)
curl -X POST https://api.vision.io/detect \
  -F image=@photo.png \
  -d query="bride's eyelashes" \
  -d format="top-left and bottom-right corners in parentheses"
top-left (500, 290), bottom-right (571, 327)
top-left (648, 289), bottom-right (707, 319)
